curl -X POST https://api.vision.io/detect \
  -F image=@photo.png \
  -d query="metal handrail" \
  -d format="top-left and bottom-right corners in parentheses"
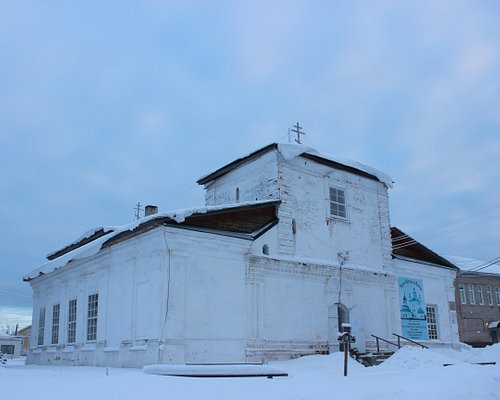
top-left (392, 333), bottom-right (428, 349)
top-left (370, 334), bottom-right (400, 353)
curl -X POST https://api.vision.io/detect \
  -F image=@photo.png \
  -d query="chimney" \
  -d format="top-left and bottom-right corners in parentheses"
top-left (144, 205), bottom-right (158, 217)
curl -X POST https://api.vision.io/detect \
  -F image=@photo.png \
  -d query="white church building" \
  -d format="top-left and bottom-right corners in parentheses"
top-left (24, 143), bottom-right (460, 367)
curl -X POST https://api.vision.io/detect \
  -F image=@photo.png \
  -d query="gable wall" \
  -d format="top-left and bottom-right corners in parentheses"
top-left (276, 153), bottom-right (392, 270)
top-left (203, 150), bottom-right (279, 206)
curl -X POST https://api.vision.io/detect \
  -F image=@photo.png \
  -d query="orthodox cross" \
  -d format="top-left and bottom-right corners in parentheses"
top-left (133, 201), bottom-right (144, 220)
top-left (290, 122), bottom-right (306, 144)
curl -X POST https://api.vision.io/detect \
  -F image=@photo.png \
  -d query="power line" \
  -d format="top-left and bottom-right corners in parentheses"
top-left (392, 204), bottom-right (500, 245)
top-left (0, 290), bottom-right (32, 302)
top-left (467, 256), bottom-right (500, 273)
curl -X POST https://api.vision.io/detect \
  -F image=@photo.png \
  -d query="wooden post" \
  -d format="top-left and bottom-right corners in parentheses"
top-left (341, 323), bottom-right (352, 377)
top-left (344, 340), bottom-right (349, 376)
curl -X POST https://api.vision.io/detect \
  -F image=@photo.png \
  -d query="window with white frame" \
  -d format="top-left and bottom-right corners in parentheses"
top-left (51, 304), bottom-right (60, 345)
top-left (67, 299), bottom-right (77, 344)
top-left (329, 187), bottom-right (347, 219)
top-left (468, 284), bottom-right (475, 304)
top-left (87, 293), bottom-right (98, 341)
top-left (37, 307), bottom-right (45, 346)
top-left (486, 287), bottom-right (493, 305)
top-left (458, 284), bottom-right (466, 304)
top-left (477, 285), bottom-right (485, 305)
top-left (496, 288), bottom-right (500, 306)
top-left (426, 305), bottom-right (438, 340)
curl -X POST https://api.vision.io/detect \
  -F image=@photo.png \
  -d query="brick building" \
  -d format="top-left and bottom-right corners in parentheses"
top-left (452, 264), bottom-right (500, 346)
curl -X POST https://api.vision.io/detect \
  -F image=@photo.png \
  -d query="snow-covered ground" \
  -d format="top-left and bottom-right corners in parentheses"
top-left (2, 345), bottom-right (500, 400)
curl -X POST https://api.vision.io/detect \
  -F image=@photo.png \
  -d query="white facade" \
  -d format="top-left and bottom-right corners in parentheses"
top-left (391, 256), bottom-right (460, 346)
top-left (26, 143), bottom-right (460, 367)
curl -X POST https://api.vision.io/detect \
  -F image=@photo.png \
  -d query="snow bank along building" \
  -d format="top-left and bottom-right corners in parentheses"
top-left (24, 143), bottom-right (461, 367)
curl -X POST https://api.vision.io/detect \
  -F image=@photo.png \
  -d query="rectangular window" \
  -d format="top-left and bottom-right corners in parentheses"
top-left (87, 293), bottom-right (98, 341)
top-left (486, 287), bottom-right (493, 305)
top-left (51, 304), bottom-right (60, 345)
top-left (67, 299), bottom-right (77, 344)
top-left (496, 288), bottom-right (500, 306)
top-left (0, 345), bottom-right (15, 354)
top-left (329, 187), bottom-right (347, 219)
top-left (459, 284), bottom-right (466, 304)
top-left (477, 285), bottom-right (485, 305)
top-left (468, 284), bottom-right (475, 304)
top-left (426, 305), bottom-right (438, 340)
top-left (37, 308), bottom-right (45, 346)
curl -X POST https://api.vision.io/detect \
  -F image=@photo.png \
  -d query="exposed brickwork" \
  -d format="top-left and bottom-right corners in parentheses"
top-left (455, 273), bottom-right (500, 346)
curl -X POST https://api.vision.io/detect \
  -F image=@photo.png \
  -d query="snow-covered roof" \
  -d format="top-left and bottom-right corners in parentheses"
top-left (24, 200), bottom-right (279, 282)
top-left (47, 226), bottom-right (116, 260)
top-left (444, 255), bottom-right (500, 275)
top-left (197, 143), bottom-right (394, 188)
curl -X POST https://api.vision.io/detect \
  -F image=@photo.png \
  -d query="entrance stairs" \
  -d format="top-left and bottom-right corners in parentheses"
top-left (351, 333), bottom-right (428, 367)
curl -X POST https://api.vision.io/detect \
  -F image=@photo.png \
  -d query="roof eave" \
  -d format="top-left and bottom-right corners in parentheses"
top-left (196, 143), bottom-right (278, 185)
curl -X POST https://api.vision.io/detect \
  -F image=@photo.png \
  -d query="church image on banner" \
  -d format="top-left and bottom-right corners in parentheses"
top-left (24, 141), bottom-right (461, 367)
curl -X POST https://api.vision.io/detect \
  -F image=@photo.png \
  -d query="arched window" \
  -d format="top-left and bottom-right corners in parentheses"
top-left (262, 244), bottom-right (269, 255)
top-left (236, 187), bottom-right (240, 202)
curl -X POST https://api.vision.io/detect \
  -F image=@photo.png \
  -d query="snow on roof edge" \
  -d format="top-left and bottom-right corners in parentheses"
top-left (197, 142), bottom-right (394, 188)
top-left (25, 200), bottom-right (279, 281)
top-left (277, 143), bottom-right (394, 188)
top-left (46, 226), bottom-right (116, 259)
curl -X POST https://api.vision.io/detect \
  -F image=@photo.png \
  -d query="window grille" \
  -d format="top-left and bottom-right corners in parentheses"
top-left (37, 308), bottom-right (45, 346)
top-left (67, 299), bottom-right (77, 344)
top-left (468, 284), bottom-right (475, 304)
top-left (486, 287), bottom-right (493, 305)
top-left (477, 285), bottom-right (485, 305)
top-left (426, 305), bottom-right (438, 340)
top-left (458, 284), bottom-right (466, 304)
top-left (87, 293), bottom-right (98, 341)
top-left (51, 304), bottom-right (60, 345)
top-left (329, 187), bottom-right (347, 219)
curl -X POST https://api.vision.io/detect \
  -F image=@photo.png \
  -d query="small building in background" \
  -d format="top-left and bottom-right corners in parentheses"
top-left (0, 332), bottom-right (23, 358)
top-left (447, 256), bottom-right (500, 347)
top-left (17, 325), bottom-right (32, 356)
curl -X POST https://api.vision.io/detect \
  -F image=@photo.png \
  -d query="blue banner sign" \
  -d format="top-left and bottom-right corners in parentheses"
top-left (398, 277), bottom-right (428, 341)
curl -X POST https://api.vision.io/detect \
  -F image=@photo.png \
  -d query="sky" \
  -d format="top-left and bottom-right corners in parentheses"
top-left (1, 0), bottom-right (500, 329)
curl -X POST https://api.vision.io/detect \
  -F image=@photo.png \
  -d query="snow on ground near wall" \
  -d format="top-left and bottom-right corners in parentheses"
top-left (2, 345), bottom-right (500, 400)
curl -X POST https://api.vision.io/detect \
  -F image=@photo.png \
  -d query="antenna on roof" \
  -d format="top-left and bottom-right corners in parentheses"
top-left (290, 122), bottom-right (305, 144)
top-left (133, 202), bottom-right (144, 220)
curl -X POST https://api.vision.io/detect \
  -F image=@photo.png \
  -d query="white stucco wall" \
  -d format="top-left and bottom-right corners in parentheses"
top-left (203, 150), bottom-right (279, 206)
top-left (28, 226), bottom-right (252, 367)
top-left (275, 153), bottom-right (392, 270)
top-left (391, 257), bottom-right (460, 345)
top-left (202, 148), bottom-right (392, 271)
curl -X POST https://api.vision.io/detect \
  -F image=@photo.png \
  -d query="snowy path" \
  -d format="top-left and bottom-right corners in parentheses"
top-left (2, 346), bottom-right (500, 400)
